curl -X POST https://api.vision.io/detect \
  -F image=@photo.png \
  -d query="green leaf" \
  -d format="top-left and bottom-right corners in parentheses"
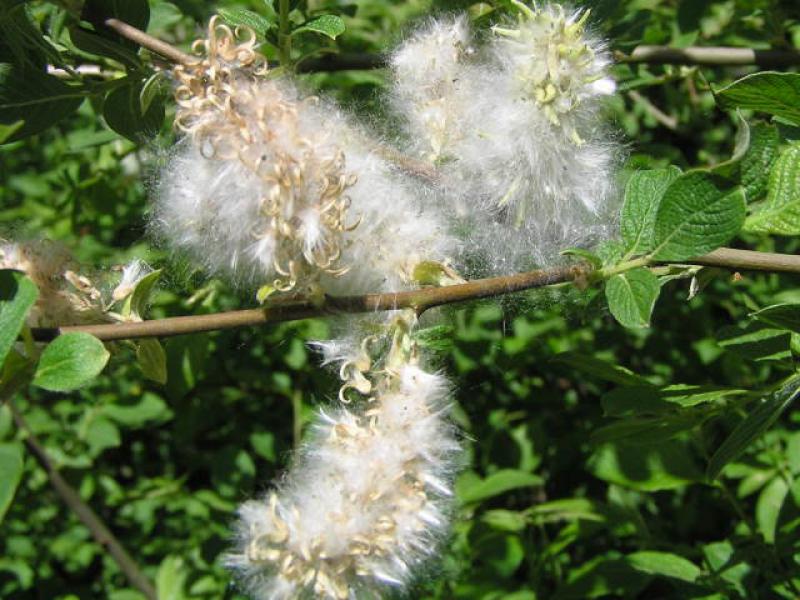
top-left (156, 555), bottom-right (189, 600)
top-left (82, 0), bottom-right (150, 32)
top-left (715, 72), bottom-right (800, 126)
top-left (717, 321), bottom-right (792, 362)
top-left (82, 416), bottom-right (121, 456)
top-left (0, 270), bottom-right (37, 369)
top-left (0, 120), bottom-right (23, 144)
top-left (218, 7), bottom-right (275, 35)
top-left (0, 442), bottom-right (24, 524)
top-left (625, 551), bottom-right (702, 582)
top-left (103, 79), bottom-right (164, 142)
top-left (0, 63), bottom-right (85, 143)
top-left (0, 2), bottom-right (59, 70)
top-left (741, 122), bottom-right (780, 201)
top-left (69, 27), bottom-right (142, 70)
top-left (776, 478), bottom-right (800, 565)
top-left (605, 268), bottom-right (660, 328)
top-left (74, 0), bottom-right (150, 64)
top-left (457, 469), bottom-right (542, 505)
top-left (752, 303), bottom-right (800, 334)
top-left (707, 379), bottom-right (800, 480)
top-left (122, 268), bottom-right (161, 320)
top-left (552, 352), bottom-right (653, 386)
top-left (589, 440), bottom-right (702, 491)
top-left (744, 143), bottom-right (800, 235)
top-left (101, 393), bottom-right (171, 427)
top-left (528, 498), bottom-right (607, 523)
top-left (32, 332), bottom-right (110, 392)
top-left (471, 530), bottom-right (525, 578)
top-left (249, 431), bottom-right (276, 462)
top-left (482, 509), bottom-right (529, 532)
top-left (591, 415), bottom-right (698, 445)
top-left (411, 261), bottom-right (464, 286)
top-left (702, 541), bottom-right (751, 596)
top-left (293, 15), bottom-right (346, 40)
top-left (651, 173), bottom-right (746, 261)
top-left (136, 339), bottom-right (167, 385)
top-left (602, 384), bottom-right (745, 417)
top-left (756, 476), bottom-right (789, 543)
top-left (139, 72), bottom-right (164, 114)
top-left (620, 167), bottom-right (682, 255)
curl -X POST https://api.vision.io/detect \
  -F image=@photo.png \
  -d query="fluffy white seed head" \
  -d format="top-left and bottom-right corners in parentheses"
top-left (390, 15), bottom-right (473, 161)
top-left (0, 240), bottom-right (106, 327)
top-left (227, 361), bottom-right (459, 599)
top-left (154, 18), bottom-right (357, 294)
top-left (322, 143), bottom-right (458, 295)
top-left (155, 17), bottom-right (457, 297)
top-left (388, 3), bottom-right (620, 274)
top-left (492, 1), bottom-right (615, 144)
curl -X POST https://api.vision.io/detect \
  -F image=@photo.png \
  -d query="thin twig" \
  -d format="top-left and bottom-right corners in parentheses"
top-left (104, 18), bottom-right (193, 65)
top-left (627, 90), bottom-right (678, 130)
top-left (8, 401), bottom-right (157, 600)
top-left (618, 46), bottom-right (800, 67)
top-left (101, 17), bottom-right (800, 69)
top-left (677, 248), bottom-right (800, 273)
top-left (32, 264), bottom-right (581, 342)
top-left (28, 248), bottom-right (800, 343)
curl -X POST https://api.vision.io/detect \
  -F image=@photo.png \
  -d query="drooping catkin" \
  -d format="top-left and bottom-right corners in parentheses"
top-left (227, 312), bottom-right (460, 599)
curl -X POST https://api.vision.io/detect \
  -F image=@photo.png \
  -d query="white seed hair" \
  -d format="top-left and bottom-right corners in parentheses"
top-left (389, 2), bottom-right (621, 274)
top-left (226, 361), bottom-right (460, 599)
top-left (0, 240), bottom-right (106, 327)
top-left (389, 15), bottom-right (473, 162)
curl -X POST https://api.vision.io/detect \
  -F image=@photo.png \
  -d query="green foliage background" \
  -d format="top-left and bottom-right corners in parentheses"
top-left (2, 0), bottom-right (800, 598)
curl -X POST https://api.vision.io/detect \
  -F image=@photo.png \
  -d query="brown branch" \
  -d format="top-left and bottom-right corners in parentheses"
top-left (102, 17), bottom-right (800, 70)
top-left (618, 46), bottom-right (800, 67)
top-left (8, 401), bottom-right (157, 600)
top-left (627, 90), bottom-right (678, 130)
top-left (104, 18), bottom-right (193, 65)
top-left (680, 248), bottom-right (800, 273)
top-left (32, 264), bottom-right (580, 342)
top-left (28, 248), bottom-right (800, 343)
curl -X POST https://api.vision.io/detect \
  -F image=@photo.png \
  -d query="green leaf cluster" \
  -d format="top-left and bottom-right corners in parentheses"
top-left (1, 1), bottom-right (800, 600)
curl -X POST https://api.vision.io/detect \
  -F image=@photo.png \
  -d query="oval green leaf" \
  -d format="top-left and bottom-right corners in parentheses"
top-left (103, 79), bottom-right (165, 142)
top-left (715, 72), bottom-right (800, 127)
top-left (0, 270), bottom-right (37, 368)
top-left (626, 551), bottom-right (702, 582)
top-left (137, 338), bottom-right (167, 385)
top-left (620, 167), bottom-right (682, 256)
top-left (650, 172), bottom-right (746, 261)
top-left (458, 469), bottom-right (542, 505)
top-left (741, 122), bottom-right (780, 201)
top-left (0, 63), bottom-right (85, 143)
top-left (605, 267), bottom-right (661, 328)
top-left (293, 15), bottom-right (346, 40)
top-left (218, 7), bottom-right (275, 35)
top-left (0, 442), bottom-right (24, 524)
top-left (752, 303), bottom-right (800, 333)
top-left (33, 332), bottom-right (110, 392)
top-left (744, 143), bottom-right (800, 235)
